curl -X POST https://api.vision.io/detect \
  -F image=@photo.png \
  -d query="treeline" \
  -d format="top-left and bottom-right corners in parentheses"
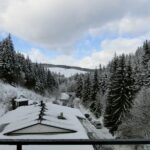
top-left (43, 64), bottom-right (94, 72)
top-left (74, 40), bottom-right (150, 135)
top-left (0, 34), bottom-right (58, 95)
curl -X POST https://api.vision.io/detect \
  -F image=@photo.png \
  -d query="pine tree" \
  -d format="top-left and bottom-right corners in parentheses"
top-left (142, 40), bottom-right (150, 86)
top-left (104, 56), bottom-right (119, 133)
top-left (0, 34), bottom-right (58, 94)
top-left (0, 34), bottom-right (17, 83)
top-left (91, 93), bottom-right (102, 118)
top-left (46, 70), bottom-right (58, 93)
top-left (75, 76), bottom-right (83, 99)
top-left (82, 74), bottom-right (91, 106)
top-left (142, 40), bottom-right (150, 68)
top-left (46, 70), bottom-right (53, 92)
top-left (15, 52), bottom-right (26, 85)
top-left (90, 69), bottom-right (100, 113)
top-left (133, 62), bottom-right (143, 91)
top-left (24, 57), bottom-right (36, 89)
top-left (0, 41), bottom-right (3, 78)
top-left (104, 55), bottom-right (135, 134)
top-left (34, 64), bottom-right (45, 94)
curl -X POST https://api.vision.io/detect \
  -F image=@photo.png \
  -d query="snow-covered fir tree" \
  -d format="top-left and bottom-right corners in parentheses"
top-left (91, 92), bottom-right (102, 118)
top-left (104, 55), bottom-right (119, 134)
top-left (142, 40), bottom-right (150, 86)
top-left (90, 69), bottom-right (101, 116)
top-left (0, 34), bottom-right (17, 83)
top-left (24, 57), bottom-right (36, 89)
top-left (104, 55), bottom-right (135, 134)
top-left (75, 75), bottom-right (83, 99)
top-left (82, 73), bottom-right (91, 106)
top-left (0, 34), bottom-right (58, 95)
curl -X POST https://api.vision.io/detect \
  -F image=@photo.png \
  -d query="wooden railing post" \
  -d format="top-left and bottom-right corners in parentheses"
top-left (17, 144), bottom-right (22, 150)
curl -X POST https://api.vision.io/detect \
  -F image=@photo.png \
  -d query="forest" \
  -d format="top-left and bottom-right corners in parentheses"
top-left (71, 40), bottom-right (150, 138)
top-left (0, 34), bottom-right (58, 95)
top-left (0, 34), bottom-right (150, 139)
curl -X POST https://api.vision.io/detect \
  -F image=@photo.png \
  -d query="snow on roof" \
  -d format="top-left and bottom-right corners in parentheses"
top-left (0, 104), bottom-right (94, 150)
top-left (14, 98), bottom-right (29, 102)
top-left (0, 103), bottom-right (88, 139)
top-left (60, 93), bottom-right (69, 100)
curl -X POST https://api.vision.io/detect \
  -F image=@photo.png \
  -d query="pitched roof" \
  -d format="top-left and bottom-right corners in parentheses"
top-left (60, 93), bottom-right (69, 100)
top-left (0, 103), bottom-right (86, 138)
top-left (14, 98), bottom-right (29, 102)
top-left (0, 103), bottom-right (94, 150)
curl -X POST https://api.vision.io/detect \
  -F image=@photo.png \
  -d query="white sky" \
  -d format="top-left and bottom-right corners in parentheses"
top-left (0, 0), bottom-right (150, 68)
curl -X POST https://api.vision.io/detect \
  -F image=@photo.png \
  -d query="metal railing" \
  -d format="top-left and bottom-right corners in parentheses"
top-left (0, 139), bottom-right (150, 150)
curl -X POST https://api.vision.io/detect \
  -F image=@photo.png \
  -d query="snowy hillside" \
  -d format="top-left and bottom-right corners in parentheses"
top-left (48, 67), bottom-right (87, 77)
top-left (0, 81), bottom-right (54, 117)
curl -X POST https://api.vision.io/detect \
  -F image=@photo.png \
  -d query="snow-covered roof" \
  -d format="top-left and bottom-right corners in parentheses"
top-left (60, 93), bottom-right (69, 100)
top-left (0, 103), bottom-right (94, 150)
top-left (0, 103), bottom-right (87, 138)
top-left (14, 98), bottom-right (29, 102)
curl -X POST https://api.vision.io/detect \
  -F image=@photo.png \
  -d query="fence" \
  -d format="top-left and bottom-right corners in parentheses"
top-left (0, 139), bottom-right (150, 150)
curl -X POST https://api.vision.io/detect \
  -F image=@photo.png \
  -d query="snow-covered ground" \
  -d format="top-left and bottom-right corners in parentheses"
top-left (48, 67), bottom-right (87, 77)
top-left (74, 99), bottom-right (114, 139)
top-left (73, 99), bottom-right (150, 150)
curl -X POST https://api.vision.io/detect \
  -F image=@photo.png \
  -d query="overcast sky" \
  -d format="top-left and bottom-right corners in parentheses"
top-left (0, 0), bottom-right (150, 68)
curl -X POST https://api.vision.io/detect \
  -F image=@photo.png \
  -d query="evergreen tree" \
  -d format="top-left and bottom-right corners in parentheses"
top-left (46, 70), bottom-right (58, 93)
top-left (75, 76), bottom-right (83, 99)
top-left (0, 34), bottom-right (58, 95)
top-left (133, 62), bottom-right (143, 91)
top-left (142, 40), bottom-right (150, 68)
top-left (91, 93), bottom-right (102, 118)
top-left (142, 40), bottom-right (150, 86)
top-left (15, 52), bottom-right (26, 85)
top-left (0, 41), bottom-right (3, 78)
top-left (34, 64), bottom-right (45, 94)
top-left (82, 74), bottom-right (91, 106)
top-left (46, 70), bottom-right (53, 92)
top-left (90, 69), bottom-right (100, 113)
top-left (0, 34), bottom-right (16, 83)
top-left (104, 56), bottom-right (119, 134)
top-left (24, 57), bottom-right (36, 89)
top-left (104, 55), bottom-right (135, 134)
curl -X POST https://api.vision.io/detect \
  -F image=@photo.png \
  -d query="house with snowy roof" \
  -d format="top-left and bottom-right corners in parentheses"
top-left (0, 102), bottom-right (94, 150)
top-left (14, 95), bottom-right (29, 108)
top-left (59, 93), bottom-right (70, 106)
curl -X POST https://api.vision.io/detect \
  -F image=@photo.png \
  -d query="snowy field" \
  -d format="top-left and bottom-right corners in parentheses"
top-left (48, 67), bottom-right (87, 77)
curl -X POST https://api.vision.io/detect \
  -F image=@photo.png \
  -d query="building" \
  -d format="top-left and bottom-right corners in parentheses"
top-left (0, 102), bottom-right (94, 150)
top-left (14, 95), bottom-right (28, 108)
top-left (59, 93), bottom-right (70, 106)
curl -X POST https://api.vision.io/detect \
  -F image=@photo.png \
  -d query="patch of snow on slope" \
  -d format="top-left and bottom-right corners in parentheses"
top-left (48, 67), bottom-right (87, 77)
top-left (0, 81), bottom-right (54, 117)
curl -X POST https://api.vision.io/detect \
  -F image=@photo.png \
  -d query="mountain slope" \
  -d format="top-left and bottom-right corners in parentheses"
top-left (42, 64), bottom-right (94, 77)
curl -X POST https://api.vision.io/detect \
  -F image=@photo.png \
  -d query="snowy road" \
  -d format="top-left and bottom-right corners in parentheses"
top-left (73, 98), bottom-right (113, 139)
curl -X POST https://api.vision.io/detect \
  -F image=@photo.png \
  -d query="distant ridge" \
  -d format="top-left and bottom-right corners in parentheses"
top-left (41, 63), bottom-right (95, 72)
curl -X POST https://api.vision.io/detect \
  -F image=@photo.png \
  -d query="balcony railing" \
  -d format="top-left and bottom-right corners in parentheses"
top-left (0, 139), bottom-right (150, 150)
